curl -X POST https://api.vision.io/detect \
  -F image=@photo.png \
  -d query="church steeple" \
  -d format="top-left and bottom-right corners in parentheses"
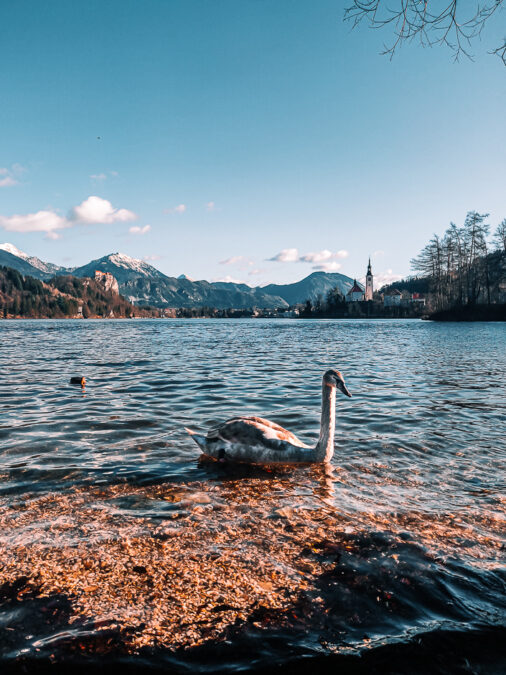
top-left (365, 257), bottom-right (373, 301)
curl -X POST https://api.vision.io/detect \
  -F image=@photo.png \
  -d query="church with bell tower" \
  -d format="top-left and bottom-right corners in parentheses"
top-left (365, 258), bottom-right (373, 301)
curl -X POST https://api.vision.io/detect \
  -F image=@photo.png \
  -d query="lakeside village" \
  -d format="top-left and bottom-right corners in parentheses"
top-left (158, 260), bottom-right (428, 319)
top-left (169, 260), bottom-right (428, 319)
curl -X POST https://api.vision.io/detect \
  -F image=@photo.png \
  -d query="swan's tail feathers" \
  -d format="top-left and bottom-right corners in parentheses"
top-left (184, 427), bottom-right (207, 450)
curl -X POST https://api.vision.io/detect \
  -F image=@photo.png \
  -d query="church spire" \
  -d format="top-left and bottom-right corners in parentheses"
top-left (365, 257), bottom-right (373, 301)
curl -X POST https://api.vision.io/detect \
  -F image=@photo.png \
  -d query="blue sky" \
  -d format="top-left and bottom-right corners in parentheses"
top-left (1, 0), bottom-right (505, 286)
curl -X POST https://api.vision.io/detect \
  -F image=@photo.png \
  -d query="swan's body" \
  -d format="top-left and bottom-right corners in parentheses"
top-left (186, 369), bottom-right (351, 464)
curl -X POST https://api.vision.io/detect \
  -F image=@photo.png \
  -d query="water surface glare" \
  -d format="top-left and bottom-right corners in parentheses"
top-left (0, 319), bottom-right (505, 673)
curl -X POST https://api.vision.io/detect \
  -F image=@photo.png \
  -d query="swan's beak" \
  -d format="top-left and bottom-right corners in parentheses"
top-left (339, 381), bottom-right (352, 398)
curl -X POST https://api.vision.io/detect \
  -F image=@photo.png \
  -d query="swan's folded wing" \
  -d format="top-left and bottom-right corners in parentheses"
top-left (207, 416), bottom-right (308, 450)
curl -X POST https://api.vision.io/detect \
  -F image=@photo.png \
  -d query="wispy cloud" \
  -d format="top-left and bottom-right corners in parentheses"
top-left (267, 248), bottom-right (349, 264)
top-left (0, 165), bottom-right (22, 188)
top-left (129, 224), bottom-right (151, 235)
top-left (90, 171), bottom-right (118, 180)
top-left (373, 269), bottom-right (404, 287)
top-left (0, 210), bottom-right (68, 234)
top-left (299, 249), bottom-right (348, 263)
top-left (205, 201), bottom-right (216, 211)
top-left (267, 248), bottom-right (300, 262)
top-left (0, 176), bottom-right (18, 188)
top-left (143, 254), bottom-right (162, 261)
top-left (220, 255), bottom-right (249, 265)
top-left (164, 204), bottom-right (186, 214)
top-left (249, 268), bottom-right (266, 276)
top-left (312, 261), bottom-right (343, 272)
top-left (373, 250), bottom-right (385, 257)
top-left (70, 196), bottom-right (137, 224)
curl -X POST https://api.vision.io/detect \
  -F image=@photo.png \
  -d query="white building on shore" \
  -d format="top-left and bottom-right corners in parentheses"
top-left (346, 280), bottom-right (365, 302)
top-left (346, 259), bottom-right (373, 302)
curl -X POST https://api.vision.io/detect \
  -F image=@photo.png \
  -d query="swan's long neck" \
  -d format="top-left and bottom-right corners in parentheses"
top-left (315, 382), bottom-right (336, 462)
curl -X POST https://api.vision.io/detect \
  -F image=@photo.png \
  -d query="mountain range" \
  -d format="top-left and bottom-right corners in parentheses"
top-left (0, 244), bottom-right (356, 309)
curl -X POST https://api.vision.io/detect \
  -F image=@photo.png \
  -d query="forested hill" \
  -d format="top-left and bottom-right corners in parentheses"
top-left (0, 266), bottom-right (159, 318)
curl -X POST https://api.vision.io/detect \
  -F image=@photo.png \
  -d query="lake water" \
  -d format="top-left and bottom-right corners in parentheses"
top-left (0, 319), bottom-right (505, 674)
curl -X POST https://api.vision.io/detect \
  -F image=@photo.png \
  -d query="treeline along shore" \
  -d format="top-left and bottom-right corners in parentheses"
top-left (1, 211), bottom-right (505, 321)
top-left (410, 212), bottom-right (506, 321)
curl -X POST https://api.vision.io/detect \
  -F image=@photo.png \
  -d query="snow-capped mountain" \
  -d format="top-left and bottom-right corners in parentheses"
top-left (72, 252), bottom-right (168, 283)
top-left (0, 243), bottom-right (66, 276)
top-left (0, 244), bottom-right (356, 309)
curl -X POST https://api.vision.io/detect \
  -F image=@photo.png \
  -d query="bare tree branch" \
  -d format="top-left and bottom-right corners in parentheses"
top-left (344, 1), bottom-right (505, 64)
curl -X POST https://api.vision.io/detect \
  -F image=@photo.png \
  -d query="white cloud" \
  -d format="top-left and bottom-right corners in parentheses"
top-left (206, 201), bottom-right (216, 211)
top-left (0, 176), bottom-right (18, 188)
top-left (299, 249), bottom-right (348, 263)
top-left (373, 250), bottom-right (385, 257)
top-left (90, 173), bottom-right (107, 181)
top-left (268, 248), bottom-right (349, 264)
top-left (267, 248), bottom-right (300, 262)
top-left (249, 268), bottom-right (265, 276)
top-left (312, 262), bottom-right (342, 272)
top-left (0, 210), bottom-right (68, 234)
top-left (0, 165), bottom-right (21, 187)
top-left (220, 255), bottom-right (248, 265)
top-left (110, 171), bottom-right (119, 177)
top-left (143, 254), bottom-right (162, 261)
top-left (0, 195), bottom-right (137, 241)
top-left (374, 269), bottom-right (404, 287)
top-left (165, 204), bottom-right (186, 214)
top-left (70, 196), bottom-right (137, 224)
top-left (129, 224), bottom-right (151, 235)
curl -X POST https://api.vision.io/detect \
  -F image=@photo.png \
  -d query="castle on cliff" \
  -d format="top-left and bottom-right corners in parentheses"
top-left (94, 270), bottom-right (119, 295)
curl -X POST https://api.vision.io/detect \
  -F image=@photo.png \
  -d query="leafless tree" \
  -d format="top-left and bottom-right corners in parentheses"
top-left (493, 218), bottom-right (506, 252)
top-left (410, 211), bottom-right (506, 309)
top-left (345, 1), bottom-right (506, 64)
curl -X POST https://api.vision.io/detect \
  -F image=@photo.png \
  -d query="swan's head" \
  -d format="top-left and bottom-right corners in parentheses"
top-left (323, 369), bottom-right (352, 397)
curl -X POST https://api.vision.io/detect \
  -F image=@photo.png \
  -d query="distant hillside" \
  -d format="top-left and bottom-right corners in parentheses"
top-left (0, 245), bottom-right (356, 310)
top-left (262, 271), bottom-right (355, 305)
top-left (0, 248), bottom-right (53, 280)
top-left (379, 276), bottom-right (431, 295)
top-left (71, 253), bottom-right (289, 309)
top-left (0, 243), bottom-right (66, 276)
top-left (0, 266), bottom-right (158, 319)
top-left (72, 252), bottom-right (168, 283)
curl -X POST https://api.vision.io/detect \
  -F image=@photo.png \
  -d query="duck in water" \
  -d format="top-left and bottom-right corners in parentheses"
top-left (186, 369), bottom-right (351, 464)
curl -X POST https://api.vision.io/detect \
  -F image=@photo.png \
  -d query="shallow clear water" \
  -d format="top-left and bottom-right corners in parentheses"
top-left (0, 319), bottom-right (505, 673)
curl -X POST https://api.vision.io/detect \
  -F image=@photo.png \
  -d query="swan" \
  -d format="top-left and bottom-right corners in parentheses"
top-left (185, 369), bottom-right (351, 464)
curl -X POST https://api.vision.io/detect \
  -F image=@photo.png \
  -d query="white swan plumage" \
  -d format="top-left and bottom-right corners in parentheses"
top-left (185, 369), bottom-right (351, 464)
